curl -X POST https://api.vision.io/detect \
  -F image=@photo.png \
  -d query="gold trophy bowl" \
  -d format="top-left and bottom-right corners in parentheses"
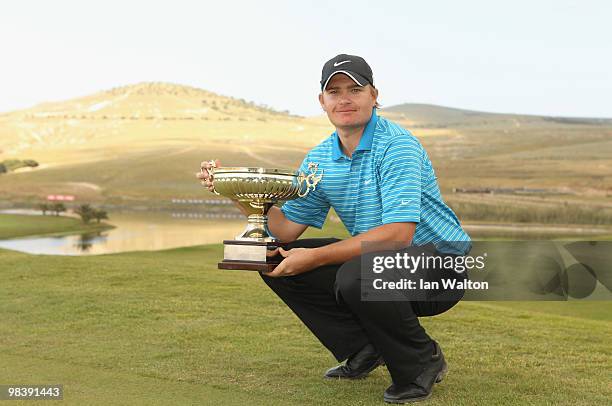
top-left (203, 162), bottom-right (323, 271)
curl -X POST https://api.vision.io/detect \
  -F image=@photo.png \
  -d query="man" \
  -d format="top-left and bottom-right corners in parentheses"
top-left (198, 54), bottom-right (471, 403)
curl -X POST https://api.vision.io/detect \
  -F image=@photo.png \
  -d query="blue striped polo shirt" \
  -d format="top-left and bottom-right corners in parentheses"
top-left (281, 108), bottom-right (471, 255)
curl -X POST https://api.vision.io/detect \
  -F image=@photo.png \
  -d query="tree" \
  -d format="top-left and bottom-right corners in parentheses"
top-left (92, 209), bottom-right (109, 224)
top-left (38, 203), bottom-right (50, 215)
top-left (2, 159), bottom-right (20, 171)
top-left (74, 204), bottom-right (94, 224)
top-left (0, 163), bottom-right (6, 174)
top-left (51, 203), bottom-right (66, 216)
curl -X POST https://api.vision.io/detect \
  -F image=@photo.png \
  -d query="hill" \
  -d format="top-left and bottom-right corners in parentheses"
top-left (383, 103), bottom-right (612, 129)
top-left (0, 83), bottom-right (611, 224)
top-left (0, 82), bottom-right (335, 204)
top-left (2, 81), bottom-right (295, 121)
top-left (0, 81), bottom-right (316, 163)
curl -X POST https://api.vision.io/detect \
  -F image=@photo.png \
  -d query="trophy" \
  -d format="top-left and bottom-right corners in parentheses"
top-left (202, 162), bottom-right (323, 271)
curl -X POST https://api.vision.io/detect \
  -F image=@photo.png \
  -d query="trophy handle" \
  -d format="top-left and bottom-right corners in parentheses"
top-left (202, 160), bottom-right (221, 196)
top-left (297, 162), bottom-right (323, 198)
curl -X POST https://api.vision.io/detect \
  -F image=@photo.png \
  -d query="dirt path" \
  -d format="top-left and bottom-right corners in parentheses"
top-left (64, 182), bottom-right (102, 192)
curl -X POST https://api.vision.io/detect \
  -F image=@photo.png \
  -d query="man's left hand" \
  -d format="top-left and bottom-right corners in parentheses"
top-left (264, 247), bottom-right (318, 277)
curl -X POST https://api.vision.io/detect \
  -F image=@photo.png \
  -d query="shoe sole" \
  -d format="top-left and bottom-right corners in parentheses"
top-left (383, 362), bottom-right (448, 404)
top-left (434, 362), bottom-right (448, 383)
top-left (323, 357), bottom-right (385, 380)
top-left (384, 392), bottom-right (432, 404)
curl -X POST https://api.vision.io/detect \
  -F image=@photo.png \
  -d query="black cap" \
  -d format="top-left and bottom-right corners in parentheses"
top-left (320, 54), bottom-right (374, 91)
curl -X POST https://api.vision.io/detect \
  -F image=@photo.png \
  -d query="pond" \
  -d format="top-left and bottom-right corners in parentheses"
top-left (0, 210), bottom-right (245, 255)
top-left (0, 210), bottom-right (609, 256)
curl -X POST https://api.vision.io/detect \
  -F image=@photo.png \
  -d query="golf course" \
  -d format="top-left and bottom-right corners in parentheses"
top-left (1, 82), bottom-right (611, 404)
top-left (1, 213), bottom-right (611, 405)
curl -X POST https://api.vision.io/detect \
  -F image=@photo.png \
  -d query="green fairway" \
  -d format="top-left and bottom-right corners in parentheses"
top-left (482, 301), bottom-right (612, 322)
top-left (1, 243), bottom-right (610, 405)
top-left (0, 213), bottom-right (113, 239)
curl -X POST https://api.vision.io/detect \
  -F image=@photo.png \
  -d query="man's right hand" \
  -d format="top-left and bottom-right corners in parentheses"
top-left (196, 159), bottom-right (221, 193)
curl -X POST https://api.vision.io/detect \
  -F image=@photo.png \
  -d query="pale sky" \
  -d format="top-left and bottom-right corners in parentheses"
top-left (1, 0), bottom-right (611, 118)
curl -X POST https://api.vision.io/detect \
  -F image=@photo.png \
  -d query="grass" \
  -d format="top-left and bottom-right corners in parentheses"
top-left (0, 204), bottom-right (610, 404)
top-left (446, 199), bottom-right (612, 225)
top-left (1, 242), bottom-right (611, 405)
top-left (0, 213), bottom-right (113, 239)
top-left (483, 301), bottom-right (612, 322)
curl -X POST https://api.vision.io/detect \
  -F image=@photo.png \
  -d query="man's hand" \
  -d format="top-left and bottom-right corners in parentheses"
top-left (264, 247), bottom-right (319, 277)
top-left (196, 159), bottom-right (221, 193)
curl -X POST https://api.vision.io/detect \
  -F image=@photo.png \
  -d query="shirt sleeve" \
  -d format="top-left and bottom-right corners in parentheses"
top-left (281, 155), bottom-right (330, 229)
top-left (378, 133), bottom-right (423, 224)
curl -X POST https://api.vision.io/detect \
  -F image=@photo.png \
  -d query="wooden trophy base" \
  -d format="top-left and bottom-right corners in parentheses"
top-left (218, 240), bottom-right (288, 272)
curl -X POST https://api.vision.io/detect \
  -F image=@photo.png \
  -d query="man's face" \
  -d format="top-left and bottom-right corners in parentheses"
top-left (319, 74), bottom-right (378, 129)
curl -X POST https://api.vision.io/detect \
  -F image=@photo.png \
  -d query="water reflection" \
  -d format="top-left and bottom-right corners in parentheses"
top-left (0, 210), bottom-right (245, 256)
top-left (0, 210), bottom-right (610, 256)
top-left (74, 231), bottom-right (108, 252)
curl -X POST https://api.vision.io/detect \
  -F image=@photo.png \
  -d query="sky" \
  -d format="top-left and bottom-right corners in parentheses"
top-left (1, 0), bottom-right (611, 118)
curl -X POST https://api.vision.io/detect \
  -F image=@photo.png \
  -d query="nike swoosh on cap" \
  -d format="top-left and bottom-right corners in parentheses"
top-left (333, 60), bottom-right (351, 67)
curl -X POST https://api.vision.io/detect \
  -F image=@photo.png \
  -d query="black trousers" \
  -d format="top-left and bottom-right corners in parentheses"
top-left (260, 238), bottom-right (466, 385)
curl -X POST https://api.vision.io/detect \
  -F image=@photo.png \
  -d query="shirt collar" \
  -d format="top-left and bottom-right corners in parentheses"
top-left (331, 108), bottom-right (378, 161)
